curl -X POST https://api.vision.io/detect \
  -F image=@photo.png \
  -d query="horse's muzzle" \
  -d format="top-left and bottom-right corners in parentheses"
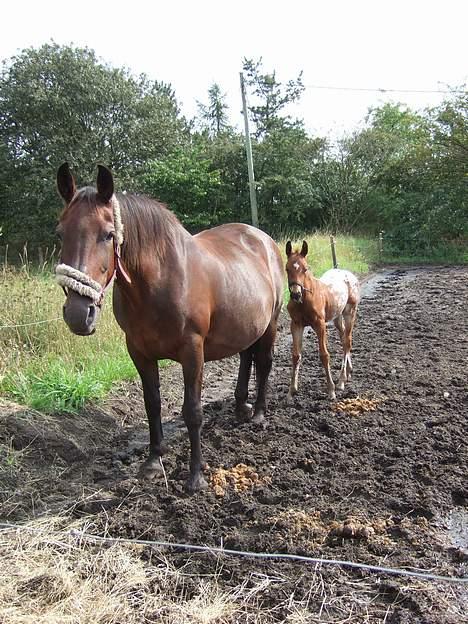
top-left (289, 283), bottom-right (303, 303)
top-left (63, 290), bottom-right (100, 335)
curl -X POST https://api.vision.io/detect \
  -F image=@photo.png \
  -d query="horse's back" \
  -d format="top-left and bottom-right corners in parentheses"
top-left (195, 223), bottom-right (283, 296)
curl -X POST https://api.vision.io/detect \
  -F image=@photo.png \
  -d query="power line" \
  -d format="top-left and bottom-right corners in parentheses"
top-left (303, 84), bottom-right (466, 95)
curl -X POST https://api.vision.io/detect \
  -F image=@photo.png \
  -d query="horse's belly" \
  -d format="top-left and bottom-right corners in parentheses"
top-left (203, 303), bottom-right (272, 361)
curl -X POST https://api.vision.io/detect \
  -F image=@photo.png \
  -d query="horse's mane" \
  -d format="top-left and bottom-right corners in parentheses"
top-left (118, 193), bottom-right (183, 271)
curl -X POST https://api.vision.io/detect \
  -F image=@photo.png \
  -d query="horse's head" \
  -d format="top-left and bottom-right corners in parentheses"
top-left (56, 163), bottom-right (124, 335)
top-left (285, 240), bottom-right (309, 303)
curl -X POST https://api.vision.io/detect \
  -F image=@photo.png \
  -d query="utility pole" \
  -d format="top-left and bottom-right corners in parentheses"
top-left (240, 72), bottom-right (259, 228)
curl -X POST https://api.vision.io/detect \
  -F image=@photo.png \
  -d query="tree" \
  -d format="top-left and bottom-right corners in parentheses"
top-left (0, 43), bottom-right (189, 246)
top-left (242, 58), bottom-right (305, 138)
top-left (197, 83), bottom-right (231, 136)
top-left (141, 147), bottom-right (223, 231)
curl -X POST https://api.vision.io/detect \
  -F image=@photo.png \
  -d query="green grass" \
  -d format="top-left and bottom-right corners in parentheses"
top-left (0, 260), bottom-right (138, 412)
top-left (278, 233), bottom-right (377, 275)
top-left (277, 233), bottom-right (377, 302)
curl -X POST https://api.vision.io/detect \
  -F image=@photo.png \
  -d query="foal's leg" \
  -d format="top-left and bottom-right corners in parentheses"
top-left (252, 320), bottom-right (277, 425)
top-left (234, 346), bottom-right (254, 421)
top-left (287, 320), bottom-right (304, 403)
top-left (343, 305), bottom-right (358, 381)
top-left (334, 314), bottom-right (347, 391)
top-left (126, 340), bottom-right (164, 480)
top-left (180, 335), bottom-right (207, 492)
top-left (315, 319), bottom-right (336, 400)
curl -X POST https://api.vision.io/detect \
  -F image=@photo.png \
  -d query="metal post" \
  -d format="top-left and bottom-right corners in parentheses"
top-left (378, 231), bottom-right (383, 261)
top-left (330, 235), bottom-right (338, 269)
top-left (240, 72), bottom-right (259, 228)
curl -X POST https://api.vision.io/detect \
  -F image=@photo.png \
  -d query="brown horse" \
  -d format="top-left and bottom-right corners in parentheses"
top-left (285, 240), bottom-right (360, 401)
top-left (55, 163), bottom-right (284, 491)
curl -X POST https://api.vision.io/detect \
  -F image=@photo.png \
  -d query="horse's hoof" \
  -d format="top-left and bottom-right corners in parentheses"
top-left (328, 392), bottom-right (337, 401)
top-left (336, 381), bottom-right (345, 391)
top-left (185, 472), bottom-right (208, 493)
top-left (286, 392), bottom-right (295, 405)
top-left (138, 458), bottom-right (164, 481)
top-left (252, 410), bottom-right (266, 426)
top-left (235, 402), bottom-right (253, 422)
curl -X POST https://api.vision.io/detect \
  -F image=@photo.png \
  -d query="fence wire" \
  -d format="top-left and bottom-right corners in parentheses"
top-left (0, 522), bottom-right (467, 585)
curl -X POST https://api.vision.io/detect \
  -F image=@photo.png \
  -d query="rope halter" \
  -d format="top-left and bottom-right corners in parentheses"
top-left (55, 195), bottom-right (130, 306)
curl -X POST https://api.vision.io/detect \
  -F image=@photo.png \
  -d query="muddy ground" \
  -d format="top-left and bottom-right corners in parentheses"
top-left (1, 266), bottom-right (467, 622)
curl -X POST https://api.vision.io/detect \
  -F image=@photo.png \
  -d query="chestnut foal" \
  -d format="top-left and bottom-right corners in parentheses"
top-left (285, 241), bottom-right (360, 401)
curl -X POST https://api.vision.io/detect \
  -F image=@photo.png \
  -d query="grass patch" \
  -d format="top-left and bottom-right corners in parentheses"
top-left (277, 232), bottom-right (377, 302)
top-left (277, 232), bottom-right (377, 275)
top-left (0, 262), bottom-right (137, 412)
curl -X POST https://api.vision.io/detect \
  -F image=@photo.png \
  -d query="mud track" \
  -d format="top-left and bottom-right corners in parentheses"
top-left (2, 266), bottom-right (467, 622)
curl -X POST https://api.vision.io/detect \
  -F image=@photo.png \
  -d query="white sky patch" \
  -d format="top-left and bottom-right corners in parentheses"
top-left (1, 0), bottom-right (466, 136)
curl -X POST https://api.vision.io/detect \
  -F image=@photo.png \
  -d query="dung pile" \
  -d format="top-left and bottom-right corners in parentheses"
top-left (333, 396), bottom-right (381, 417)
top-left (209, 463), bottom-right (263, 497)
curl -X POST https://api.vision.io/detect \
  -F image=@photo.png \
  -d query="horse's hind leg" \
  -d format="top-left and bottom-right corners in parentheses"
top-left (334, 314), bottom-right (347, 391)
top-left (343, 304), bottom-right (358, 382)
top-left (316, 319), bottom-right (336, 400)
top-left (235, 346), bottom-right (254, 421)
top-left (252, 320), bottom-right (277, 425)
top-left (126, 339), bottom-right (165, 481)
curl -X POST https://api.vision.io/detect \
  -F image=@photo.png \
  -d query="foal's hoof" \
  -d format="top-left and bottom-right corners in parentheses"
top-left (336, 381), bottom-right (345, 391)
top-left (138, 457), bottom-right (164, 481)
top-left (185, 472), bottom-right (208, 493)
top-left (328, 391), bottom-right (337, 401)
top-left (286, 392), bottom-right (296, 405)
top-left (235, 402), bottom-right (253, 422)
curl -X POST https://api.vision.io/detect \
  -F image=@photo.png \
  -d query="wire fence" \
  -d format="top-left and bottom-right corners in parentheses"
top-left (0, 521), bottom-right (467, 585)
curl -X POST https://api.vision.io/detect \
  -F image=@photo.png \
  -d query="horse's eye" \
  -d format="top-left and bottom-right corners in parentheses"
top-left (104, 232), bottom-right (114, 242)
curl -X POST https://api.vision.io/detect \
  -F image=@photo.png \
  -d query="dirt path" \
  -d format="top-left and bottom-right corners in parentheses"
top-left (1, 266), bottom-right (467, 622)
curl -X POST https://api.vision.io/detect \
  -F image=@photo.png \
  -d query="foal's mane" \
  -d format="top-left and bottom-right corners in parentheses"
top-left (64, 188), bottom-right (184, 272)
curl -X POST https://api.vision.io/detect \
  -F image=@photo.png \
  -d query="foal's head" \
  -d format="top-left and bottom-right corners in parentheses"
top-left (285, 240), bottom-right (309, 303)
top-left (56, 163), bottom-right (120, 335)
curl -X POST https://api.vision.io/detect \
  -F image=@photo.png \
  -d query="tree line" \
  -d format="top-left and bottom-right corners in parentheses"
top-left (0, 43), bottom-right (466, 250)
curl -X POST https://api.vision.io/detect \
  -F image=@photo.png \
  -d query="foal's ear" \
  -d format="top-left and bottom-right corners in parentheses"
top-left (286, 241), bottom-right (292, 257)
top-left (300, 240), bottom-right (308, 257)
top-left (57, 162), bottom-right (76, 203)
top-left (96, 165), bottom-right (114, 204)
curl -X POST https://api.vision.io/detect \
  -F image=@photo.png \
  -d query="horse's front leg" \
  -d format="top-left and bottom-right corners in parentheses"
top-left (126, 339), bottom-right (165, 480)
top-left (316, 320), bottom-right (336, 400)
top-left (180, 335), bottom-right (207, 492)
top-left (287, 320), bottom-right (304, 403)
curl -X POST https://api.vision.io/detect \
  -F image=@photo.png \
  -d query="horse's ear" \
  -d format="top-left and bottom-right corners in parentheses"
top-left (300, 240), bottom-right (308, 257)
top-left (96, 165), bottom-right (114, 204)
top-left (286, 241), bottom-right (292, 257)
top-left (57, 162), bottom-right (76, 203)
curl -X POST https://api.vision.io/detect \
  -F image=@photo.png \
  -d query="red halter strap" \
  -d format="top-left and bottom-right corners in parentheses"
top-left (97, 239), bottom-right (131, 305)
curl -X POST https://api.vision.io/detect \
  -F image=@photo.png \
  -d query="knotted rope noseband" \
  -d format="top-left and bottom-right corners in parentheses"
top-left (55, 196), bottom-right (130, 306)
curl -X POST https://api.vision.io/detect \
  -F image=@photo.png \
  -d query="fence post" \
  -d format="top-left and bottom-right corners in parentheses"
top-left (330, 235), bottom-right (338, 269)
top-left (378, 231), bottom-right (384, 261)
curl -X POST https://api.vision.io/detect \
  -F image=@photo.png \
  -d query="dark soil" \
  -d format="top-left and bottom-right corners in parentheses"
top-left (1, 266), bottom-right (467, 622)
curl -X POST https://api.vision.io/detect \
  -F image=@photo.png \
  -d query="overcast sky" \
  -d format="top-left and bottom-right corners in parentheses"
top-left (1, 0), bottom-right (466, 137)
